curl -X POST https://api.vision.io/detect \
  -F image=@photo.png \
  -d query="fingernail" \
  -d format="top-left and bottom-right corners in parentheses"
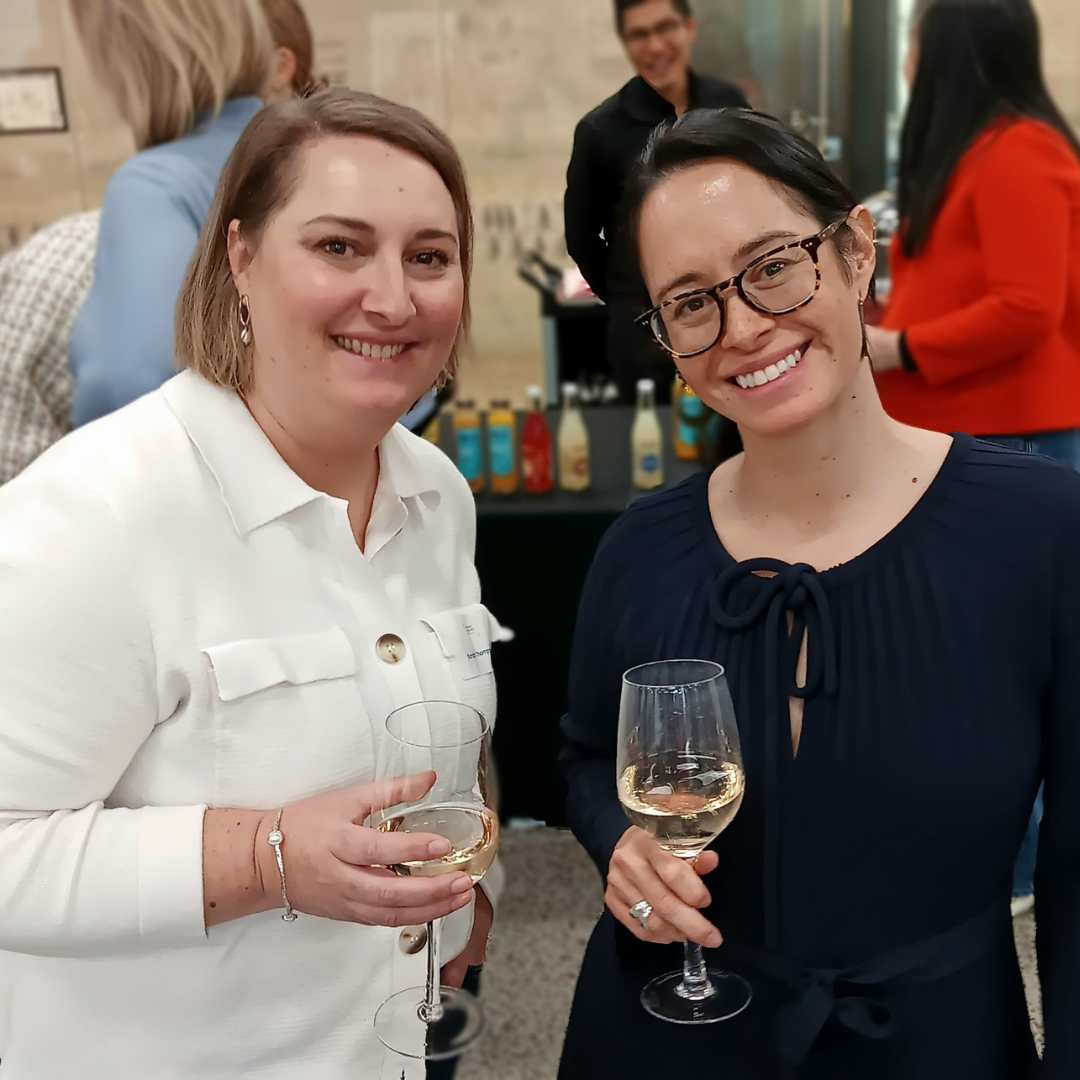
top-left (451, 875), bottom-right (474, 894)
top-left (428, 839), bottom-right (452, 857)
top-left (707, 931), bottom-right (723, 948)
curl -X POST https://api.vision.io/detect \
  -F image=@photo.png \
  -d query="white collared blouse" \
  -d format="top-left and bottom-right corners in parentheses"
top-left (0, 370), bottom-right (507, 1079)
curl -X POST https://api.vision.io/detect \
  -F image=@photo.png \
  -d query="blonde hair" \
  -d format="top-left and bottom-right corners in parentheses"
top-left (71, 0), bottom-right (274, 150)
top-left (176, 88), bottom-right (474, 392)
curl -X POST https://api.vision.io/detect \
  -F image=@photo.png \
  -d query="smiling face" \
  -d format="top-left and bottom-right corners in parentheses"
top-left (228, 134), bottom-right (464, 440)
top-left (637, 160), bottom-right (874, 438)
top-left (621, 0), bottom-right (697, 100)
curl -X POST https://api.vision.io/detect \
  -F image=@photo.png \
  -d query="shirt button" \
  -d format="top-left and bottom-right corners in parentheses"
top-left (376, 633), bottom-right (406, 665)
top-left (399, 925), bottom-right (428, 954)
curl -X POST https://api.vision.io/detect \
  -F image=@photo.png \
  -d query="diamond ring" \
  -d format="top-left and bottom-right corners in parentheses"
top-left (628, 899), bottom-right (653, 931)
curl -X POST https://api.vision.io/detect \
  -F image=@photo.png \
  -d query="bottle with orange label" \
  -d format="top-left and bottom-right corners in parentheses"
top-left (557, 383), bottom-right (591, 492)
top-left (453, 399), bottom-right (485, 494)
top-left (487, 399), bottom-right (518, 495)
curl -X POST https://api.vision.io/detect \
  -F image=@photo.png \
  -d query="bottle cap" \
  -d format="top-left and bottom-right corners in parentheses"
top-left (526, 384), bottom-right (543, 398)
top-left (456, 399), bottom-right (475, 409)
top-left (561, 383), bottom-right (578, 398)
top-left (491, 398), bottom-right (511, 409)
top-left (637, 379), bottom-right (655, 393)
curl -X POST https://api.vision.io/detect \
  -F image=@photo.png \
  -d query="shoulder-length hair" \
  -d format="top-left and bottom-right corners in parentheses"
top-left (71, 0), bottom-right (273, 150)
top-left (898, 0), bottom-right (1080, 257)
top-left (176, 88), bottom-right (475, 393)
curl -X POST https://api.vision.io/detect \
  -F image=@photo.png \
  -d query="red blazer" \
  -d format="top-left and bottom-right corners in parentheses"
top-left (877, 118), bottom-right (1080, 436)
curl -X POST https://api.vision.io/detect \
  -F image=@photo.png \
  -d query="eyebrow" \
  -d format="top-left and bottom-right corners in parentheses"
top-left (655, 229), bottom-right (802, 302)
top-left (303, 215), bottom-right (458, 246)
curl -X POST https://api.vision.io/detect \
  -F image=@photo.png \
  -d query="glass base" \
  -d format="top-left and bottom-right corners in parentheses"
top-left (640, 968), bottom-right (752, 1025)
top-left (374, 986), bottom-right (485, 1061)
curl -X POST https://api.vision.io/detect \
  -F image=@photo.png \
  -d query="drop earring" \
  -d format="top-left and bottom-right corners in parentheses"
top-left (238, 293), bottom-right (252, 347)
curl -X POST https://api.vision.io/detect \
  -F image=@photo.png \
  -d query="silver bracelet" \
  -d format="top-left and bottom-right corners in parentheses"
top-left (266, 808), bottom-right (298, 922)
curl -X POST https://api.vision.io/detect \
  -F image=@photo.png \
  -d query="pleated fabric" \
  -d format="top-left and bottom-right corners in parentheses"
top-left (559, 434), bottom-right (1080, 1079)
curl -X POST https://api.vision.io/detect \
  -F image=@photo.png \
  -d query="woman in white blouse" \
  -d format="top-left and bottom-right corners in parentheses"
top-left (0, 88), bottom-right (504, 1079)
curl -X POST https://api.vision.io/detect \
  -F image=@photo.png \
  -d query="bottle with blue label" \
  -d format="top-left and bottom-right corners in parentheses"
top-left (672, 375), bottom-right (706, 461)
top-left (487, 399), bottom-right (518, 495)
top-left (631, 378), bottom-right (664, 490)
top-left (453, 399), bottom-right (485, 493)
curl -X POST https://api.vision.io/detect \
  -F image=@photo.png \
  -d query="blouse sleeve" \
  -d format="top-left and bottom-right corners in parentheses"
top-left (0, 472), bottom-right (207, 957)
top-left (1036, 478), bottom-right (1080, 1075)
top-left (903, 124), bottom-right (1074, 385)
top-left (559, 523), bottom-right (634, 879)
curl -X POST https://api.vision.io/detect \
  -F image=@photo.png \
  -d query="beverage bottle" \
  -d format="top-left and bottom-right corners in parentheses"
top-left (631, 378), bottom-right (664, 490)
top-left (487, 398), bottom-right (518, 495)
top-left (672, 375), bottom-right (706, 462)
top-left (521, 385), bottom-right (554, 494)
top-left (453, 399), bottom-right (485, 494)
top-left (557, 383), bottom-right (591, 492)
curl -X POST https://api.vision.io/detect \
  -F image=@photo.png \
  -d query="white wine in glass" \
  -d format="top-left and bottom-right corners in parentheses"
top-left (617, 660), bottom-right (751, 1024)
top-left (369, 700), bottom-right (497, 1061)
top-left (376, 803), bottom-right (499, 883)
top-left (618, 752), bottom-right (744, 859)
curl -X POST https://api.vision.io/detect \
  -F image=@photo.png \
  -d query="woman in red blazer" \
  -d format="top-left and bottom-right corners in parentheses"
top-left (869, 0), bottom-right (1080, 915)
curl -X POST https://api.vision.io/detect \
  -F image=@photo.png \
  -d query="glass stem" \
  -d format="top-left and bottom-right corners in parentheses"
top-left (676, 940), bottom-right (717, 1002)
top-left (419, 919), bottom-right (443, 1023)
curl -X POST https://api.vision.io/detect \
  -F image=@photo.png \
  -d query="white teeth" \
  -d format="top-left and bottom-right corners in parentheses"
top-left (734, 348), bottom-right (804, 389)
top-left (333, 336), bottom-right (406, 359)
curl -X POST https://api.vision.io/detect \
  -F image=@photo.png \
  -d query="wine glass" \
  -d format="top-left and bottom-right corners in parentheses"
top-left (617, 659), bottom-right (751, 1024)
top-left (369, 700), bottom-right (499, 1060)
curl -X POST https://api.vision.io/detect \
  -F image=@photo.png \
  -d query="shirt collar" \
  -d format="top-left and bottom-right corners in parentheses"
top-left (619, 70), bottom-right (702, 124)
top-left (162, 370), bottom-right (440, 536)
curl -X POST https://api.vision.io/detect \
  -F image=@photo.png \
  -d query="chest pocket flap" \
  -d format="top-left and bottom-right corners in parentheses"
top-left (203, 626), bottom-right (356, 702)
top-left (420, 604), bottom-right (513, 681)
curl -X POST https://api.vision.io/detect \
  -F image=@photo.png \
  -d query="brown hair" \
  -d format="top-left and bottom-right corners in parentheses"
top-left (176, 88), bottom-right (474, 392)
top-left (260, 0), bottom-right (316, 93)
top-left (71, 0), bottom-right (273, 150)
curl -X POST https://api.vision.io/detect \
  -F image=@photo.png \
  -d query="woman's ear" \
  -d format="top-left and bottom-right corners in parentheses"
top-left (846, 204), bottom-right (877, 300)
top-left (268, 46), bottom-right (299, 100)
top-left (227, 219), bottom-right (254, 290)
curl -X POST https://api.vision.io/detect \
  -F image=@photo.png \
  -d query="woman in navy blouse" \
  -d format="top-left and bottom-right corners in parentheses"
top-left (559, 108), bottom-right (1077, 1078)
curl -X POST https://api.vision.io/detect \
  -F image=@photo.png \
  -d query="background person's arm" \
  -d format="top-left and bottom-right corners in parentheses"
top-left (900, 125), bottom-right (1074, 384)
top-left (564, 117), bottom-right (612, 302)
top-left (70, 163), bottom-right (199, 425)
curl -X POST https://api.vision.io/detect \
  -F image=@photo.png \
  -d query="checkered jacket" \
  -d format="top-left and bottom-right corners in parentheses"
top-left (0, 211), bottom-right (99, 484)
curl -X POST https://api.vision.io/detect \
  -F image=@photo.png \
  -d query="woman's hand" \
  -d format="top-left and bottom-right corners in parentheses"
top-left (261, 772), bottom-right (476, 928)
top-left (441, 886), bottom-right (493, 988)
top-left (605, 826), bottom-right (722, 947)
top-left (866, 325), bottom-right (903, 372)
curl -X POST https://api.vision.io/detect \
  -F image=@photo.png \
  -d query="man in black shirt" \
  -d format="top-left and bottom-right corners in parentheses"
top-left (564, 0), bottom-right (747, 401)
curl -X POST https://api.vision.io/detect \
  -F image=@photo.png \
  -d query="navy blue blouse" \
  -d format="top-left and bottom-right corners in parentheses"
top-left (560, 435), bottom-right (1080, 1078)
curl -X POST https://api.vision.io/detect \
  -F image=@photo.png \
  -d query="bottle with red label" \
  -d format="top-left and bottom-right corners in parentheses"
top-left (521, 385), bottom-right (554, 494)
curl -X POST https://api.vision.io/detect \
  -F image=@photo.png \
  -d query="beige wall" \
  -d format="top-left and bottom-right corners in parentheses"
top-left (1034, 0), bottom-right (1080, 130)
top-left (0, 0), bottom-right (629, 404)
top-left (3, 0), bottom-right (1079, 401)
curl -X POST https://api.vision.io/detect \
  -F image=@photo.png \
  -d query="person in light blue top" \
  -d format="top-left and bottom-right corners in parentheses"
top-left (68, 0), bottom-right (276, 426)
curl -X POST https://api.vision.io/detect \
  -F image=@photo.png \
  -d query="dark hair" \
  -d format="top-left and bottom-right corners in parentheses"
top-left (898, 0), bottom-right (1080, 257)
top-left (614, 0), bottom-right (692, 35)
top-left (626, 108), bottom-right (860, 275)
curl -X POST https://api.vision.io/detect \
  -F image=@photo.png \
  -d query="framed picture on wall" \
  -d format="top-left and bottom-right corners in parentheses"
top-left (0, 68), bottom-right (68, 135)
